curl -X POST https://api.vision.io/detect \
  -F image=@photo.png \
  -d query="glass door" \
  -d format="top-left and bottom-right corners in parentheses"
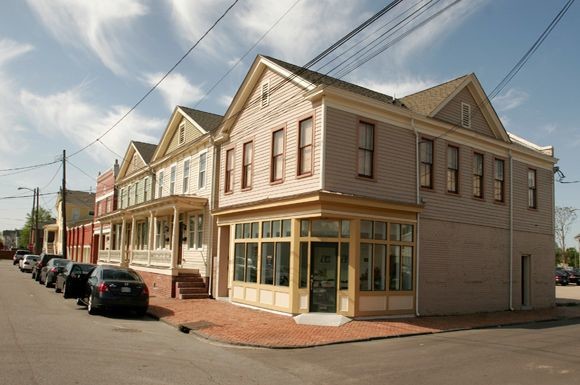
top-left (310, 242), bottom-right (338, 313)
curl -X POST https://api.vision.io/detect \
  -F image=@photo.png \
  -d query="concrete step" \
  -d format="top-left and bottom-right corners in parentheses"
top-left (176, 281), bottom-right (206, 288)
top-left (178, 293), bottom-right (210, 300)
top-left (175, 276), bottom-right (204, 283)
top-left (177, 287), bottom-right (208, 295)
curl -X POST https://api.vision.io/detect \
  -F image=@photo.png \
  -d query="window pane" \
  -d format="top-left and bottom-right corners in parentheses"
top-left (196, 215), bottom-right (203, 248)
top-left (401, 224), bottom-right (413, 242)
top-left (272, 220), bottom-right (281, 237)
top-left (261, 243), bottom-right (274, 285)
top-left (389, 245), bottom-right (401, 290)
top-left (360, 220), bottom-right (372, 239)
top-left (390, 223), bottom-right (401, 241)
top-left (340, 243), bottom-right (349, 290)
top-left (402, 246), bottom-right (413, 291)
top-left (235, 224), bottom-right (243, 239)
top-left (374, 221), bottom-right (386, 240)
top-left (273, 130), bottom-right (284, 155)
top-left (299, 118), bottom-right (312, 147)
top-left (447, 147), bottom-right (458, 169)
top-left (300, 220), bottom-right (309, 237)
top-left (189, 217), bottom-right (196, 248)
top-left (311, 220), bottom-right (339, 237)
top-left (341, 220), bottom-right (350, 238)
top-left (262, 221), bottom-right (271, 238)
top-left (246, 243), bottom-right (258, 283)
top-left (251, 222), bottom-right (259, 238)
top-left (300, 147), bottom-right (312, 174)
top-left (282, 219), bottom-right (291, 237)
top-left (299, 242), bottom-right (308, 288)
top-left (373, 244), bottom-right (386, 291)
top-left (359, 243), bottom-right (372, 291)
top-left (234, 243), bottom-right (245, 281)
top-left (275, 242), bottom-right (290, 286)
top-left (243, 223), bottom-right (250, 239)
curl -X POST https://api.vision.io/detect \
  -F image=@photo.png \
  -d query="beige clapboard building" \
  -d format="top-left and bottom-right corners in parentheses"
top-left (211, 55), bottom-right (555, 317)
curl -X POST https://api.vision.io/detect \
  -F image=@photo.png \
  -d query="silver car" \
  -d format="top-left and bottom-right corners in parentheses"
top-left (20, 255), bottom-right (40, 273)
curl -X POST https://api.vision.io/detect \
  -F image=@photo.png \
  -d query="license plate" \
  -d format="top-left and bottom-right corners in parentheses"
top-left (121, 287), bottom-right (131, 293)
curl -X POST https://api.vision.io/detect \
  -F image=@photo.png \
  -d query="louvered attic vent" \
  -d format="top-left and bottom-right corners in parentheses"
top-left (178, 123), bottom-right (185, 145)
top-left (461, 102), bottom-right (471, 128)
top-left (261, 81), bottom-right (269, 108)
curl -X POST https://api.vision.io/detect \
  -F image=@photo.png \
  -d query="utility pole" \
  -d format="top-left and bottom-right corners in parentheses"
top-left (30, 188), bottom-right (36, 250)
top-left (35, 187), bottom-right (40, 254)
top-left (62, 149), bottom-right (67, 259)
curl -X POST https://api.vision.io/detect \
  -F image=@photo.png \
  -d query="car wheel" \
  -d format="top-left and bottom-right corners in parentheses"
top-left (61, 283), bottom-right (67, 298)
top-left (135, 307), bottom-right (147, 318)
top-left (45, 276), bottom-right (52, 288)
top-left (55, 282), bottom-right (61, 293)
top-left (87, 294), bottom-right (98, 315)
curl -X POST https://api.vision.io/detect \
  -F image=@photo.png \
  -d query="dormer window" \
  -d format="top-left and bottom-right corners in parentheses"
top-left (261, 81), bottom-right (269, 108)
top-left (178, 122), bottom-right (186, 145)
top-left (461, 102), bottom-right (471, 128)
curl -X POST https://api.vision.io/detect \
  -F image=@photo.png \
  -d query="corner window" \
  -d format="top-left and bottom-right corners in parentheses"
top-left (420, 139), bottom-right (433, 188)
top-left (357, 121), bottom-right (374, 178)
top-left (198, 152), bottom-right (207, 189)
top-left (271, 129), bottom-right (284, 182)
top-left (473, 153), bottom-right (484, 198)
top-left (494, 159), bottom-right (504, 202)
top-left (225, 149), bottom-right (234, 193)
top-left (242, 141), bottom-right (253, 189)
top-left (298, 117), bottom-right (313, 176)
top-left (182, 159), bottom-right (190, 194)
top-left (528, 169), bottom-right (537, 208)
top-left (447, 146), bottom-right (459, 193)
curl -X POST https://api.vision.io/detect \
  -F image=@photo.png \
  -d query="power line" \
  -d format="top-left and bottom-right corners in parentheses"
top-left (67, 159), bottom-right (97, 182)
top-left (68, 0), bottom-right (240, 159)
top-left (0, 159), bottom-right (60, 173)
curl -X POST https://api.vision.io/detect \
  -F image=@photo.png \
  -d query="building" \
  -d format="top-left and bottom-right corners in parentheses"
top-left (211, 55), bottom-right (555, 317)
top-left (95, 106), bottom-right (222, 299)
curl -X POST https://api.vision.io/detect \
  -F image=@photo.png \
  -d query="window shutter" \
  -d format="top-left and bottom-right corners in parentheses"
top-left (178, 123), bottom-right (185, 145)
top-left (461, 103), bottom-right (471, 128)
top-left (261, 82), bottom-right (269, 108)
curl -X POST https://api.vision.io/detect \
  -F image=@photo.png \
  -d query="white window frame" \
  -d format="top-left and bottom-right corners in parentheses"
top-left (188, 213), bottom-right (204, 250)
top-left (157, 171), bottom-right (164, 198)
top-left (198, 151), bottom-right (207, 190)
top-left (169, 164), bottom-right (177, 195)
top-left (182, 158), bottom-right (190, 194)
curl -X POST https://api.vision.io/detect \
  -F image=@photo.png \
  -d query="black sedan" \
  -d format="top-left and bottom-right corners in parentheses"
top-left (55, 262), bottom-right (95, 297)
top-left (39, 258), bottom-right (69, 287)
top-left (555, 270), bottom-right (569, 286)
top-left (70, 265), bottom-right (149, 316)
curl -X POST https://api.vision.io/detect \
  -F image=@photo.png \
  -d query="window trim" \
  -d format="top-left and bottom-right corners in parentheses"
top-left (297, 115), bottom-right (314, 177)
top-left (225, 147), bottom-right (235, 194)
top-left (357, 120), bottom-right (375, 179)
top-left (270, 126), bottom-right (286, 184)
top-left (419, 138), bottom-right (434, 190)
top-left (472, 152), bottom-right (484, 199)
top-left (446, 145), bottom-right (459, 194)
top-left (241, 141), bottom-right (254, 190)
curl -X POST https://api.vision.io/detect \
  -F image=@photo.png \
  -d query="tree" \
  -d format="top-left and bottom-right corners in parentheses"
top-left (566, 247), bottom-right (580, 268)
top-left (18, 206), bottom-right (54, 249)
top-left (555, 206), bottom-right (578, 265)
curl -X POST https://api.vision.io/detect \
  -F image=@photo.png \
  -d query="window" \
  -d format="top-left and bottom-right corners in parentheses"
top-left (178, 122), bottom-right (185, 145)
top-left (127, 185), bottom-right (133, 206)
top-left (182, 159), bottom-right (190, 194)
top-left (144, 177), bottom-right (150, 202)
top-left (188, 214), bottom-right (204, 249)
top-left (358, 121), bottom-right (374, 178)
top-left (157, 171), bottom-right (164, 198)
top-left (242, 142), bottom-right (253, 189)
top-left (473, 153), bottom-right (484, 198)
top-left (420, 139), bottom-right (433, 188)
top-left (169, 165), bottom-right (176, 195)
top-left (196, 214), bottom-right (204, 248)
top-left (155, 219), bottom-right (169, 249)
top-left (298, 117), bottom-right (313, 175)
top-left (299, 242), bottom-right (308, 288)
top-left (225, 149), bottom-right (234, 193)
top-left (259, 242), bottom-right (290, 286)
top-left (121, 187), bottom-right (127, 209)
top-left (447, 146), bottom-right (459, 193)
top-left (271, 129), bottom-right (284, 182)
top-left (234, 243), bottom-right (258, 283)
top-left (136, 221), bottom-right (148, 250)
top-left (198, 152), bottom-right (207, 189)
top-left (134, 182), bottom-right (139, 204)
top-left (528, 169), bottom-right (537, 208)
top-left (494, 159), bottom-right (504, 202)
top-left (461, 102), bottom-right (471, 128)
top-left (261, 81), bottom-right (269, 108)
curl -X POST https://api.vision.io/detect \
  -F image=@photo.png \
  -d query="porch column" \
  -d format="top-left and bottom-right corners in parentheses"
top-left (99, 222), bottom-right (103, 263)
top-left (108, 221), bottom-right (112, 262)
top-left (129, 215), bottom-right (136, 265)
top-left (147, 211), bottom-right (154, 266)
top-left (120, 217), bottom-right (127, 266)
top-left (171, 206), bottom-right (179, 268)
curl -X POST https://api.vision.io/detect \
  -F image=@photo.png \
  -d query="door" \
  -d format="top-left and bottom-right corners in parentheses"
top-left (64, 265), bottom-right (94, 299)
top-left (310, 242), bottom-right (338, 313)
top-left (521, 255), bottom-right (531, 307)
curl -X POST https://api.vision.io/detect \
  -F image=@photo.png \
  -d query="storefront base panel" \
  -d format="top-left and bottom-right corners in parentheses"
top-left (231, 284), bottom-right (292, 313)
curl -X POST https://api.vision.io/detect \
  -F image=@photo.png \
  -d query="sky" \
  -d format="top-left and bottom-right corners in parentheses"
top-left (0, 0), bottom-right (579, 249)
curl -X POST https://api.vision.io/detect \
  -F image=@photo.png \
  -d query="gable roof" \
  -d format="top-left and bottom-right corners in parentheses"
top-left (132, 141), bottom-right (157, 164)
top-left (117, 140), bottom-right (157, 181)
top-left (178, 106), bottom-right (223, 133)
top-left (401, 74), bottom-right (470, 116)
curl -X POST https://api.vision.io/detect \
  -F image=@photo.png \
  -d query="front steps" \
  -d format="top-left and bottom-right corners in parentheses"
top-left (174, 272), bottom-right (209, 299)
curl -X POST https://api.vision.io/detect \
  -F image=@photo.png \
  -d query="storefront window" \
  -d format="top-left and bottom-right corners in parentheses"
top-left (374, 222), bottom-right (387, 240)
top-left (299, 242), bottom-right (308, 288)
top-left (340, 243), bottom-right (349, 290)
top-left (389, 245), bottom-right (400, 290)
top-left (300, 220), bottom-right (309, 237)
top-left (373, 244), bottom-right (386, 290)
top-left (312, 220), bottom-right (339, 237)
top-left (390, 224), bottom-right (401, 241)
top-left (359, 243), bottom-right (372, 291)
top-left (262, 221), bottom-right (271, 238)
top-left (234, 243), bottom-right (245, 281)
top-left (251, 222), bottom-right (260, 238)
top-left (402, 246), bottom-right (413, 290)
top-left (261, 243), bottom-right (274, 285)
top-left (341, 220), bottom-right (350, 238)
top-left (246, 243), bottom-right (258, 283)
top-left (272, 220), bottom-right (281, 237)
top-left (243, 223), bottom-right (251, 239)
top-left (235, 224), bottom-right (243, 239)
top-left (282, 219), bottom-right (291, 237)
top-left (401, 225), bottom-right (413, 242)
top-left (360, 220), bottom-right (372, 239)
top-left (275, 242), bottom-right (290, 286)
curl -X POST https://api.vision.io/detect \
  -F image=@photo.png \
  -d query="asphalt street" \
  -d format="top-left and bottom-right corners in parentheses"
top-left (1, 259), bottom-right (579, 385)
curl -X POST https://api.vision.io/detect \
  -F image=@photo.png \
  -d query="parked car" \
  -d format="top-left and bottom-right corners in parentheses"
top-left (12, 249), bottom-right (30, 265)
top-left (19, 254), bottom-right (40, 272)
top-left (566, 269), bottom-right (579, 285)
top-left (555, 270), bottom-right (569, 286)
top-left (55, 262), bottom-right (95, 297)
top-left (71, 265), bottom-right (149, 316)
top-left (31, 253), bottom-right (63, 281)
top-left (39, 258), bottom-right (69, 287)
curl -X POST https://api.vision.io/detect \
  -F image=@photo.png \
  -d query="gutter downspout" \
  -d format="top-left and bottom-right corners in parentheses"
top-left (412, 117), bottom-right (421, 317)
top-left (509, 150), bottom-right (514, 311)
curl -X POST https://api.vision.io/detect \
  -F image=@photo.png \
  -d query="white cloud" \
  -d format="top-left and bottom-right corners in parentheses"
top-left (19, 85), bottom-right (163, 163)
top-left (357, 77), bottom-right (438, 98)
top-left (0, 39), bottom-right (34, 65)
top-left (219, 94), bottom-right (233, 108)
top-left (144, 72), bottom-right (205, 111)
top-left (25, 0), bottom-right (148, 75)
top-left (494, 88), bottom-right (529, 112)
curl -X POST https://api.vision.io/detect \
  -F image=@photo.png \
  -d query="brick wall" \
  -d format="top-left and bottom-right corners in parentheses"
top-left (138, 271), bottom-right (174, 298)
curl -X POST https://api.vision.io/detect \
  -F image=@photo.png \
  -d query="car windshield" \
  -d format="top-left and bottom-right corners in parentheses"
top-left (102, 269), bottom-right (141, 281)
top-left (53, 259), bottom-right (69, 267)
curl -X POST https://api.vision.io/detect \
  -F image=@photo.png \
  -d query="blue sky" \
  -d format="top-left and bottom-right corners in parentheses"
top-left (0, 0), bottom-right (578, 248)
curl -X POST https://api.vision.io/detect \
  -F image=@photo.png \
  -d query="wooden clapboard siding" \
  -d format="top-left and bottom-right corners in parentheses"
top-left (512, 160), bottom-right (553, 235)
top-left (165, 118), bottom-right (203, 156)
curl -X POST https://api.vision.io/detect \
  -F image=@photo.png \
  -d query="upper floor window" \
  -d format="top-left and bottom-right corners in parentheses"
top-left (127, 185), bottom-right (133, 206)
top-left (528, 169), bottom-right (537, 208)
top-left (473, 153), bottom-right (484, 198)
top-left (198, 152), bottom-right (207, 189)
top-left (169, 165), bottom-right (176, 195)
top-left (494, 159), bottom-right (504, 202)
top-left (358, 121), bottom-right (374, 178)
top-left (157, 171), bottom-right (164, 198)
top-left (261, 81), bottom-right (269, 108)
top-left (225, 149), bottom-right (234, 193)
top-left (447, 146), bottom-right (459, 193)
top-left (133, 182), bottom-right (138, 204)
top-left (271, 129), bottom-right (284, 182)
top-left (461, 102), bottom-right (471, 128)
top-left (420, 139), bottom-right (433, 188)
top-left (242, 141), bottom-right (253, 189)
top-left (182, 159), bottom-right (190, 194)
top-left (144, 177), bottom-right (150, 202)
top-left (299, 117), bottom-right (313, 176)
top-left (178, 122), bottom-right (186, 145)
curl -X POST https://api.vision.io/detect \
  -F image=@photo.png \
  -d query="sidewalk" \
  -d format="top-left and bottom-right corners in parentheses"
top-left (147, 295), bottom-right (580, 349)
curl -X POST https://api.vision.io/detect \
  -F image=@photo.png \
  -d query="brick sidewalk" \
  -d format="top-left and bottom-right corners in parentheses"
top-left (147, 296), bottom-right (580, 348)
